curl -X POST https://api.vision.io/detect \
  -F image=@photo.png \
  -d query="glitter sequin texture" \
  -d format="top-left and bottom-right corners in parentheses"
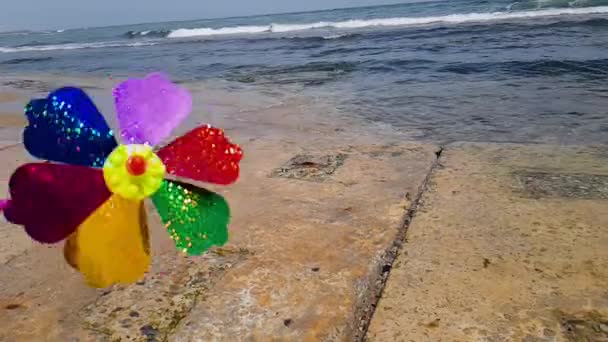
top-left (3, 74), bottom-right (243, 288)
top-left (152, 180), bottom-right (229, 255)
top-left (24, 87), bottom-right (117, 167)
top-left (157, 125), bottom-right (243, 185)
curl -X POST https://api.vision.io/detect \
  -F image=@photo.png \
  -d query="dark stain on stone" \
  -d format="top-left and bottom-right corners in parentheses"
top-left (129, 311), bottom-right (140, 317)
top-left (558, 310), bottom-right (608, 341)
top-left (543, 328), bottom-right (556, 337)
top-left (270, 153), bottom-right (347, 182)
top-left (311, 267), bottom-right (320, 272)
top-left (140, 324), bottom-right (159, 340)
top-left (3, 80), bottom-right (50, 92)
top-left (5, 303), bottom-right (24, 310)
top-left (283, 319), bottom-right (293, 327)
top-left (424, 318), bottom-right (440, 328)
top-left (483, 258), bottom-right (491, 268)
top-left (515, 171), bottom-right (608, 200)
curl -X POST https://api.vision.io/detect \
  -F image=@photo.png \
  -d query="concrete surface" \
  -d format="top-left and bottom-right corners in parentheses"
top-left (367, 142), bottom-right (608, 341)
top-left (0, 123), bottom-right (438, 340)
top-left (3, 76), bottom-right (608, 342)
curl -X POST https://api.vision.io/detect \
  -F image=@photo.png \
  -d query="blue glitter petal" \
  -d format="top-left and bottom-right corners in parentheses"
top-left (23, 87), bottom-right (117, 167)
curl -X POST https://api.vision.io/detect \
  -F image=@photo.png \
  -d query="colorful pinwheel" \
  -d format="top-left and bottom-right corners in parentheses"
top-left (0, 73), bottom-right (243, 288)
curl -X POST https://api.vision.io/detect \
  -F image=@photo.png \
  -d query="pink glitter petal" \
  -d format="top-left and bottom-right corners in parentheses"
top-left (113, 73), bottom-right (192, 146)
top-left (3, 163), bottom-right (111, 243)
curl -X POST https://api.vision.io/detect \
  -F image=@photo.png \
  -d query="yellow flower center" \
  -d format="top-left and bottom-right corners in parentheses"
top-left (103, 144), bottom-right (165, 200)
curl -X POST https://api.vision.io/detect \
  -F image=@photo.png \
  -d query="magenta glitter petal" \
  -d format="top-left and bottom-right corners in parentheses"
top-left (113, 73), bottom-right (192, 146)
top-left (3, 163), bottom-right (111, 244)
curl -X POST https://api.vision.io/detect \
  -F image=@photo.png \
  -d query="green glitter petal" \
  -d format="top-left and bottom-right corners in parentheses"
top-left (151, 180), bottom-right (230, 255)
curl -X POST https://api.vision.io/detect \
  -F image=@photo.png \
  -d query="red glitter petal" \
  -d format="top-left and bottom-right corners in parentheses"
top-left (3, 163), bottom-right (111, 243)
top-left (157, 125), bottom-right (243, 185)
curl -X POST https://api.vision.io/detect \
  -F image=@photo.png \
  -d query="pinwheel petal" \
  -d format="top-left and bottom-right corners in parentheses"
top-left (113, 73), bottom-right (192, 146)
top-left (63, 195), bottom-right (150, 288)
top-left (157, 125), bottom-right (243, 185)
top-left (151, 180), bottom-right (230, 255)
top-left (24, 87), bottom-right (117, 167)
top-left (3, 163), bottom-right (111, 243)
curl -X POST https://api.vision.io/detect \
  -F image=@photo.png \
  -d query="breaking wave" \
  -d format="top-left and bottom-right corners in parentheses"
top-left (0, 41), bottom-right (159, 53)
top-left (164, 6), bottom-right (608, 38)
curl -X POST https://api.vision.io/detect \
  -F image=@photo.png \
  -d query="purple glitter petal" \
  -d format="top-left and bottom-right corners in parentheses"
top-left (113, 73), bottom-right (192, 146)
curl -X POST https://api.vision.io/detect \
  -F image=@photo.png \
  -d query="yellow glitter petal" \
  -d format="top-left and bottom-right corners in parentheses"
top-left (63, 195), bottom-right (150, 288)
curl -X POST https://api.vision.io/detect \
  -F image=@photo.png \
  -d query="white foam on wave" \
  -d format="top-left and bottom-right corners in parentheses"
top-left (322, 33), bottom-right (352, 39)
top-left (167, 6), bottom-right (608, 38)
top-left (168, 25), bottom-right (270, 38)
top-left (2, 6), bottom-right (607, 52)
top-left (0, 41), bottom-right (159, 53)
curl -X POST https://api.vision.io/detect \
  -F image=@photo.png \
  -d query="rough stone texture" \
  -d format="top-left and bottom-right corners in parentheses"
top-left (514, 171), bottom-right (608, 200)
top-left (79, 248), bottom-right (249, 341)
top-left (270, 153), bottom-right (348, 182)
top-left (171, 142), bottom-right (437, 341)
top-left (367, 142), bottom-right (608, 341)
top-left (0, 131), bottom-right (437, 340)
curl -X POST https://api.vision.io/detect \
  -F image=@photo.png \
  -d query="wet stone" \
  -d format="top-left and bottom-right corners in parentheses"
top-left (515, 171), bottom-right (608, 200)
top-left (270, 153), bottom-right (347, 182)
top-left (2, 80), bottom-right (50, 92)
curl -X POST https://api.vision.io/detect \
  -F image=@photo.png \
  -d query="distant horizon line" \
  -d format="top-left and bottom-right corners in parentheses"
top-left (0, 1), bottom-right (426, 33)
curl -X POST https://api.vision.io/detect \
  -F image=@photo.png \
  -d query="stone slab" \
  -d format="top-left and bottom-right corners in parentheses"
top-left (171, 142), bottom-right (437, 341)
top-left (0, 140), bottom-right (438, 341)
top-left (367, 143), bottom-right (608, 341)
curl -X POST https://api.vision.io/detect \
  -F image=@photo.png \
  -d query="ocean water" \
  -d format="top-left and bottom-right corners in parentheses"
top-left (1, 0), bottom-right (607, 144)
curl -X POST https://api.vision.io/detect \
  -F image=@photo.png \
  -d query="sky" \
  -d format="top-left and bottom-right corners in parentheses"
top-left (0, 0), bottom-right (410, 31)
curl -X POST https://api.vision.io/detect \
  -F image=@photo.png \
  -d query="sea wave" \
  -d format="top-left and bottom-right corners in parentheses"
top-left (168, 25), bottom-right (270, 38)
top-left (437, 59), bottom-right (608, 77)
top-left (164, 6), bottom-right (608, 38)
top-left (0, 41), bottom-right (159, 53)
top-left (3, 6), bottom-right (607, 53)
top-left (124, 29), bottom-right (172, 38)
top-left (507, 0), bottom-right (608, 10)
top-left (0, 57), bottom-right (54, 65)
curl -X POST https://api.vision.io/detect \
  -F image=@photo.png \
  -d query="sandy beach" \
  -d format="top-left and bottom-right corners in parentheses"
top-left (0, 74), bottom-right (606, 341)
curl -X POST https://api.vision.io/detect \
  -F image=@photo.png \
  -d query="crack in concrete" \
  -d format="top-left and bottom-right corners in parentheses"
top-left (355, 146), bottom-right (445, 342)
top-left (0, 143), bottom-right (22, 152)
